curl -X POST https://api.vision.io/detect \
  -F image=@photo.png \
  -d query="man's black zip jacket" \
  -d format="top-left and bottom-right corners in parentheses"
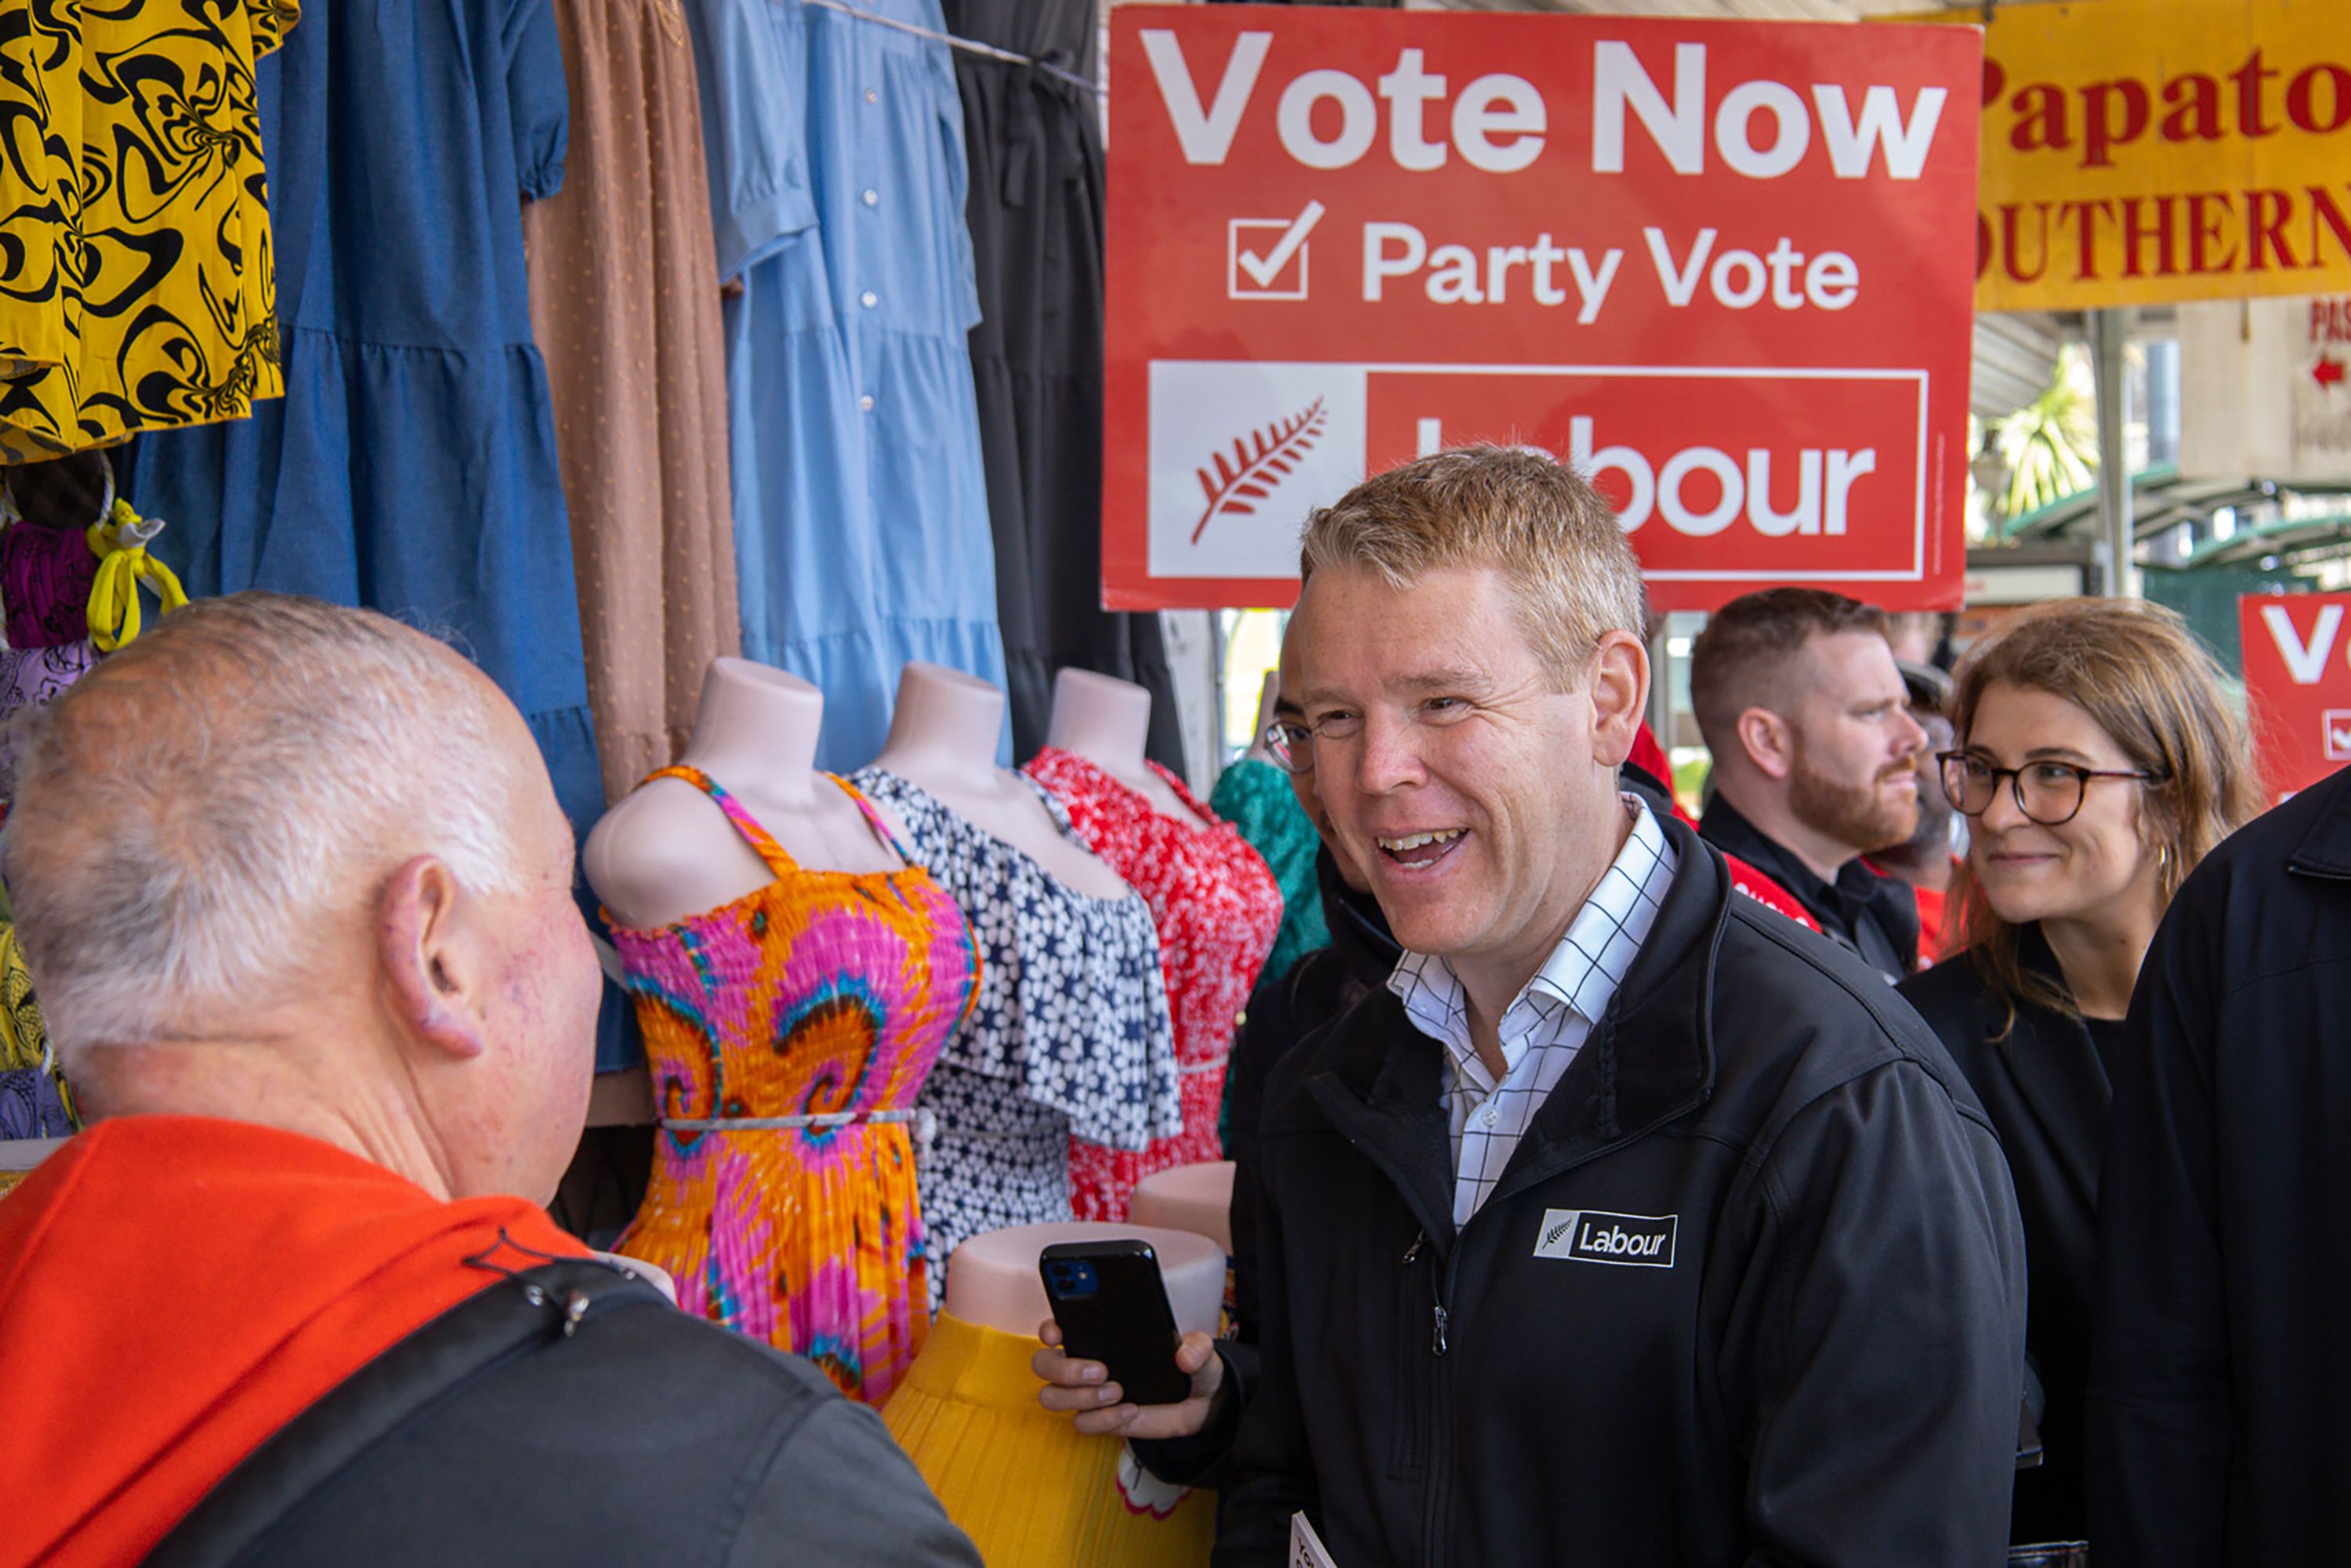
top-left (1215, 811), bottom-right (2027, 1566)
top-left (1698, 791), bottom-right (1920, 980)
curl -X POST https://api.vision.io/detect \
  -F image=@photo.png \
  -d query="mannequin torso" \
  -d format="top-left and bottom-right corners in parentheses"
top-left (1044, 668), bottom-right (1205, 827)
top-left (585, 658), bottom-right (905, 932)
top-left (867, 664), bottom-right (1128, 901)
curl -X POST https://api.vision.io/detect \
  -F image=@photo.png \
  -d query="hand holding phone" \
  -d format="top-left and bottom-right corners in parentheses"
top-left (1034, 1320), bottom-right (1225, 1439)
top-left (1038, 1239), bottom-right (1192, 1407)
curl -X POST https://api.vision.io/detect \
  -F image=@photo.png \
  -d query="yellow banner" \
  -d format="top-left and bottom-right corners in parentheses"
top-left (1958, 0), bottom-right (2351, 311)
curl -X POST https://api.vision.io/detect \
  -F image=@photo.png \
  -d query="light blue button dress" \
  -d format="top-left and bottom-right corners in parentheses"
top-left (686, 0), bottom-right (1008, 769)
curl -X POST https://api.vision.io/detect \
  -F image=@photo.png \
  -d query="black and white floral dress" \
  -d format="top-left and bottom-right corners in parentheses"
top-left (851, 769), bottom-right (1182, 1306)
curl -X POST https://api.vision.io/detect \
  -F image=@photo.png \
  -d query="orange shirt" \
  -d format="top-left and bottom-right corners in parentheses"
top-left (0, 1115), bottom-right (589, 1566)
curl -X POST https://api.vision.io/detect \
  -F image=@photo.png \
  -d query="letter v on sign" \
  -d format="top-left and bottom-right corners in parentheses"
top-left (2262, 602), bottom-right (2345, 686)
top-left (1139, 30), bottom-right (1272, 166)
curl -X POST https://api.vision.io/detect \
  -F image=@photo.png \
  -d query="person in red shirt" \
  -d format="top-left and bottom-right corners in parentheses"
top-left (1868, 661), bottom-right (1962, 964)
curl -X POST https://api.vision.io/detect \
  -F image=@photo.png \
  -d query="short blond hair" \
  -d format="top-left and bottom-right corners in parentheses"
top-left (1298, 445), bottom-right (1644, 687)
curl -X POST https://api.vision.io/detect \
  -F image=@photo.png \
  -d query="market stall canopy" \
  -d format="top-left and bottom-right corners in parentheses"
top-left (1998, 463), bottom-right (2351, 570)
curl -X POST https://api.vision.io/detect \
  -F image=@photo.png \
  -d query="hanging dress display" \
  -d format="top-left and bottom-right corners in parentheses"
top-left (937, 0), bottom-right (1183, 770)
top-left (0, 1), bottom-right (293, 463)
top-left (609, 766), bottom-right (979, 1405)
top-left (0, 507), bottom-right (99, 650)
top-left (883, 1312), bottom-right (1216, 1565)
top-left (1023, 748), bottom-right (1281, 1220)
top-left (683, 0), bottom-right (1007, 770)
top-left (1210, 756), bottom-right (1331, 986)
top-left (849, 768), bottom-right (1181, 1303)
top-left (124, 0), bottom-right (605, 833)
top-left (523, 0), bottom-right (741, 802)
top-left (0, 471), bottom-right (101, 795)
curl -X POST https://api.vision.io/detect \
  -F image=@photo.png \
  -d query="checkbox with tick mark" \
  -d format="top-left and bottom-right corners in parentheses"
top-left (1227, 200), bottom-right (1325, 300)
top-left (2326, 709), bottom-right (2351, 761)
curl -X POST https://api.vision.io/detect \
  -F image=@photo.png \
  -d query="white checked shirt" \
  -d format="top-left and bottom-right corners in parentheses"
top-left (1388, 796), bottom-right (1678, 1229)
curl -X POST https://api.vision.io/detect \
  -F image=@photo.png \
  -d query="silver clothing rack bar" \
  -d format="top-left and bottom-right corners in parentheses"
top-left (662, 1107), bottom-right (926, 1132)
top-left (799, 0), bottom-right (1102, 96)
top-left (665, 1103), bottom-right (944, 1166)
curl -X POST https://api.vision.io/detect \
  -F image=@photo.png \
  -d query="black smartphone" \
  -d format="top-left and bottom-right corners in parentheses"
top-left (1038, 1238), bottom-right (1190, 1407)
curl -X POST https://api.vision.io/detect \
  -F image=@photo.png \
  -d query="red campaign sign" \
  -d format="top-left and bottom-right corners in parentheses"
top-left (1103, 5), bottom-right (1982, 612)
top-left (2240, 593), bottom-right (2351, 805)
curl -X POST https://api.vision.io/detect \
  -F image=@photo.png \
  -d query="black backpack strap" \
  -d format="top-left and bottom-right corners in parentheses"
top-left (147, 1260), bottom-right (668, 1567)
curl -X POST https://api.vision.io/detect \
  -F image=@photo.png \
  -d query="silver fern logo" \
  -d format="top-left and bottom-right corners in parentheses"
top-left (1147, 362), bottom-right (1365, 580)
top-left (1190, 397), bottom-right (1330, 545)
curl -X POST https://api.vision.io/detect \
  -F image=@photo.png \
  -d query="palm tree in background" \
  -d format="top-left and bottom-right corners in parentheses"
top-left (1994, 342), bottom-right (2099, 524)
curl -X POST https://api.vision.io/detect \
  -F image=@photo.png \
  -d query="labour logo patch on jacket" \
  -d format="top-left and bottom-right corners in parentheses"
top-left (1534, 1208), bottom-right (1678, 1268)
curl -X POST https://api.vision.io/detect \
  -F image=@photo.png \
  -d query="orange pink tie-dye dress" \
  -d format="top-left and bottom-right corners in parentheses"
top-left (608, 767), bottom-right (979, 1404)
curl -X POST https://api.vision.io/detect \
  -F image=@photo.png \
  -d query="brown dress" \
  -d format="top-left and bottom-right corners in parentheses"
top-left (524, 0), bottom-right (738, 802)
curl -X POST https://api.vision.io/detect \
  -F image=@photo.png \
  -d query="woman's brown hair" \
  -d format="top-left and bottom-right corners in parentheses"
top-left (1946, 597), bottom-right (2264, 1028)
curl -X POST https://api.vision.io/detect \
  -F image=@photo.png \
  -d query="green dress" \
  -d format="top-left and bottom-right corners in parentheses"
top-left (1208, 757), bottom-right (1331, 991)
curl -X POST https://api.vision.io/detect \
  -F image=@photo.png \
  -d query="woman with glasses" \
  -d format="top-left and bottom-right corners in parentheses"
top-left (1897, 597), bottom-right (2262, 1559)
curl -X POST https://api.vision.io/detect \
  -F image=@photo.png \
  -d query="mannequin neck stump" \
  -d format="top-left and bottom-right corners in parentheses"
top-left (1045, 669), bottom-right (1202, 827)
top-left (1045, 670), bottom-right (1153, 780)
top-left (585, 658), bottom-right (904, 930)
top-left (1130, 1161), bottom-right (1236, 1255)
top-left (685, 657), bottom-right (822, 784)
top-left (865, 667), bottom-right (1132, 901)
top-left (868, 662), bottom-right (1004, 780)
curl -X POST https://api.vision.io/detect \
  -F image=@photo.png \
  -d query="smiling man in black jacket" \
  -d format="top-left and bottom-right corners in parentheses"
top-left (1219, 447), bottom-right (2027, 1567)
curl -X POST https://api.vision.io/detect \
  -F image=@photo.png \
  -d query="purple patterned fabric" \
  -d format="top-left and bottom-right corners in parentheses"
top-left (0, 1067), bottom-right (71, 1139)
top-left (0, 641), bottom-right (97, 794)
top-left (0, 521), bottom-right (98, 648)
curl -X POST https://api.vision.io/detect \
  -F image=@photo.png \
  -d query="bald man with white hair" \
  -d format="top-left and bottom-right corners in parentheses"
top-left (0, 592), bottom-right (978, 1568)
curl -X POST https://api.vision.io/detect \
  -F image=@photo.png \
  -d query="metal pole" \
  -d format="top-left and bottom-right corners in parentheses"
top-left (1208, 610), bottom-right (1228, 786)
top-left (2090, 307), bottom-right (2139, 598)
top-left (1646, 621), bottom-right (1672, 747)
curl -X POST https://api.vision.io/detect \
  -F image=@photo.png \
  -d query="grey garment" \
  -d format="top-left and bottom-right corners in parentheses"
top-left (150, 1261), bottom-right (980, 1568)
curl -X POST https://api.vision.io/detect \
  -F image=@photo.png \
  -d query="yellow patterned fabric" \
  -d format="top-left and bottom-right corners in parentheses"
top-left (0, 0), bottom-right (297, 463)
top-left (882, 1313), bottom-right (1217, 1567)
top-left (0, 915), bottom-right (74, 1128)
top-left (85, 498), bottom-right (188, 650)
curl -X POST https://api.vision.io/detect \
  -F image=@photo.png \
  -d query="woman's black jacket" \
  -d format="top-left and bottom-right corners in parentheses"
top-left (1900, 928), bottom-right (2108, 1547)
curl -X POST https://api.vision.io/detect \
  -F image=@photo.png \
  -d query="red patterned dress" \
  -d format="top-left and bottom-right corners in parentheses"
top-left (1023, 748), bottom-right (1282, 1219)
